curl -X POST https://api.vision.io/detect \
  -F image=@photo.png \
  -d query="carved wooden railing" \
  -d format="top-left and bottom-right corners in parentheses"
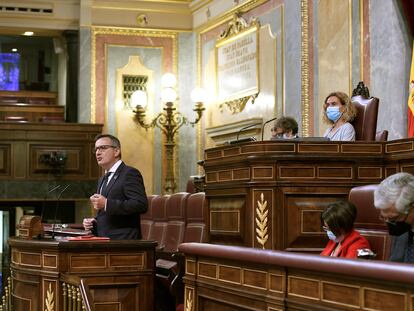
top-left (0, 277), bottom-right (12, 311)
top-left (60, 274), bottom-right (93, 311)
top-left (0, 274), bottom-right (94, 311)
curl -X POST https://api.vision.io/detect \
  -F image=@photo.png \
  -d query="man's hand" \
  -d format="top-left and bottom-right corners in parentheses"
top-left (90, 193), bottom-right (107, 210)
top-left (83, 217), bottom-right (96, 231)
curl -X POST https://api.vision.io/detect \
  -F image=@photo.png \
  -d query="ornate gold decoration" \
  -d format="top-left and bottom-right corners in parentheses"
top-left (194, 0), bottom-right (268, 33)
top-left (45, 283), bottom-right (55, 311)
top-left (133, 89), bottom-right (205, 193)
top-left (300, 0), bottom-right (310, 137)
top-left (215, 13), bottom-right (260, 114)
top-left (122, 75), bottom-right (148, 109)
top-left (218, 12), bottom-right (258, 39)
top-left (255, 192), bottom-right (268, 249)
top-left (185, 289), bottom-right (193, 311)
top-left (136, 14), bottom-right (148, 27)
top-left (90, 26), bottom-right (178, 123)
top-left (219, 94), bottom-right (258, 114)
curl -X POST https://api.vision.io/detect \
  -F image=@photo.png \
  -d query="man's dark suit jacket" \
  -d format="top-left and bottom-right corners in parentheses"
top-left (94, 162), bottom-right (148, 239)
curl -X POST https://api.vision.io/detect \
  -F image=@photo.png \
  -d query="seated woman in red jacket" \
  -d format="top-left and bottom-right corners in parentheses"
top-left (320, 201), bottom-right (371, 258)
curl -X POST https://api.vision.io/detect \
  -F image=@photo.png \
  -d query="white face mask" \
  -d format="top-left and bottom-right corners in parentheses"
top-left (326, 230), bottom-right (342, 243)
top-left (283, 133), bottom-right (291, 139)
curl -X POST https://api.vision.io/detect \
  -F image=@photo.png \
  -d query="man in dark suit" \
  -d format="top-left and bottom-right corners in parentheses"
top-left (82, 134), bottom-right (148, 239)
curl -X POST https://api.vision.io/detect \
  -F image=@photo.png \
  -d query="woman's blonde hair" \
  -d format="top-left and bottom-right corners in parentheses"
top-left (323, 91), bottom-right (357, 124)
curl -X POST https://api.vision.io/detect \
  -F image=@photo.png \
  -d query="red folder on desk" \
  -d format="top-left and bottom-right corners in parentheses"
top-left (67, 235), bottom-right (110, 241)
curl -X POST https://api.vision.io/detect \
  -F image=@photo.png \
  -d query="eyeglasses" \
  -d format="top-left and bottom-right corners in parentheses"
top-left (93, 145), bottom-right (116, 153)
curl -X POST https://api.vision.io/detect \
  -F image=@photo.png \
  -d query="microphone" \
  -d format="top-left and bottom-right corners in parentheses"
top-left (261, 117), bottom-right (278, 141)
top-left (236, 122), bottom-right (262, 142)
top-left (51, 184), bottom-right (71, 239)
top-left (40, 184), bottom-right (61, 224)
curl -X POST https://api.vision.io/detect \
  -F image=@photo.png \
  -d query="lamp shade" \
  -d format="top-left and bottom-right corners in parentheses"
top-left (190, 87), bottom-right (206, 103)
top-left (131, 90), bottom-right (148, 108)
top-left (161, 87), bottom-right (177, 103)
top-left (161, 73), bottom-right (177, 88)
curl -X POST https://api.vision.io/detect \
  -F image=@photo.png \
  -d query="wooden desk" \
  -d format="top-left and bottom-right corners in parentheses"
top-left (9, 237), bottom-right (156, 311)
top-left (0, 103), bottom-right (64, 122)
top-left (0, 90), bottom-right (57, 105)
top-left (202, 139), bottom-right (414, 252)
top-left (179, 242), bottom-right (414, 311)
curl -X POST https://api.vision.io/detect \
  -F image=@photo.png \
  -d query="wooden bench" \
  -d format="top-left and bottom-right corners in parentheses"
top-left (179, 242), bottom-right (414, 311)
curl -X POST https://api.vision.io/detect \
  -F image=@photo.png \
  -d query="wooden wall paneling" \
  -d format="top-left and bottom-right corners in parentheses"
top-left (30, 144), bottom-right (85, 177)
top-left (0, 123), bottom-right (102, 182)
top-left (0, 144), bottom-right (11, 176)
top-left (209, 190), bottom-right (246, 245)
top-left (193, 258), bottom-right (284, 311)
top-left (202, 140), bottom-right (414, 252)
top-left (281, 186), bottom-right (349, 252)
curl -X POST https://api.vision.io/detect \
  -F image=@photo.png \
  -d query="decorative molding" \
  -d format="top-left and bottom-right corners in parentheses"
top-left (255, 193), bottom-right (269, 249)
top-left (194, 0), bottom-right (268, 33)
top-left (300, 0), bottom-right (310, 137)
top-left (218, 12), bottom-right (258, 39)
top-left (90, 26), bottom-right (179, 123)
top-left (136, 14), bottom-right (148, 27)
top-left (185, 288), bottom-right (193, 311)
top-left (215, 13), bottom-right (260, 114)
top-left (219, 94), bottom-right (258, 114)
top-left (44, 283), bottom-right (55, 311)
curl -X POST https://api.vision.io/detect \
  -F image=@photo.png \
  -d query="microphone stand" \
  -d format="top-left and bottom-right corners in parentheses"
top-left (51, 184), bottom-right (70, 239)
top-left (40, 184), bottom-right (61, 223)
top-left (236, 122), bottom-right (262, 142)
top-left (261, 117), bottom-right (278, 141)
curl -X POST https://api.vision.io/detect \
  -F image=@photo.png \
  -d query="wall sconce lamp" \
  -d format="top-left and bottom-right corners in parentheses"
top-left (132, 73), bottom-right (205, 194)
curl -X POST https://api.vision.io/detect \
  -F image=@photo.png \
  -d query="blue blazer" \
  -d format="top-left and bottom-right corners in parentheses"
top-left (94, 162), bottom-right (148, 239)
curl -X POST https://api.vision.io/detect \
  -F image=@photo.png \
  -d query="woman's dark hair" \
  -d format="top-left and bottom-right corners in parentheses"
top-left (321, 201), bottom-right (357, 236)
top-left (273, 116), bottom-right (298, 135)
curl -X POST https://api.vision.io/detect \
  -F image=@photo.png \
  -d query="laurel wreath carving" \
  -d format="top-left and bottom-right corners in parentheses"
top-left (185, 289), bottom-right (193, 311)
top-left (45, 283), bottom-right (55, 311)
top-left (255, 193), bottom-right (269, 249)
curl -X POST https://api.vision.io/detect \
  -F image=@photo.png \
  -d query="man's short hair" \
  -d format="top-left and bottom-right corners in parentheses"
top-left (95, 134), bottom-right (121, 149)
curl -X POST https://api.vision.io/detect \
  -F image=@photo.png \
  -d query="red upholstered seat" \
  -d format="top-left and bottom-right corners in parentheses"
top-left (184, 192), bottom-right (207, 243)
top-left (348, 184), bottom-right (391, 260)
top-left (148, 194), bottom-right (170, 250)
top-left (141, 194), bottom-right (157, 240)
top-left (163, 192), bottom-right (189, 252)
top-left (351, 95), bottom-right (379, 141)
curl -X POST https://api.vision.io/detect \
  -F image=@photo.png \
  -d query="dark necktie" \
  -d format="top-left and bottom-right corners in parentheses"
top-left (100, 172), bottom-right (112, 194)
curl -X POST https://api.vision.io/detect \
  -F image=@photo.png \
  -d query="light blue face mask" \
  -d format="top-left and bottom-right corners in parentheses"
top-left (327, 230), bottom-right (341, 243)
top-left (326, 106), bottom-right (342, 123)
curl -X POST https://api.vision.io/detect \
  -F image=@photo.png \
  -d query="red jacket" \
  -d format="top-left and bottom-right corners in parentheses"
top-left (320, 229), bottom-right (371, 259)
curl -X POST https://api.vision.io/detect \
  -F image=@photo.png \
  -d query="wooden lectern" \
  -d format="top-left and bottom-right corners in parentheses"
top-left (9, 237), bottom-right (156, 310)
